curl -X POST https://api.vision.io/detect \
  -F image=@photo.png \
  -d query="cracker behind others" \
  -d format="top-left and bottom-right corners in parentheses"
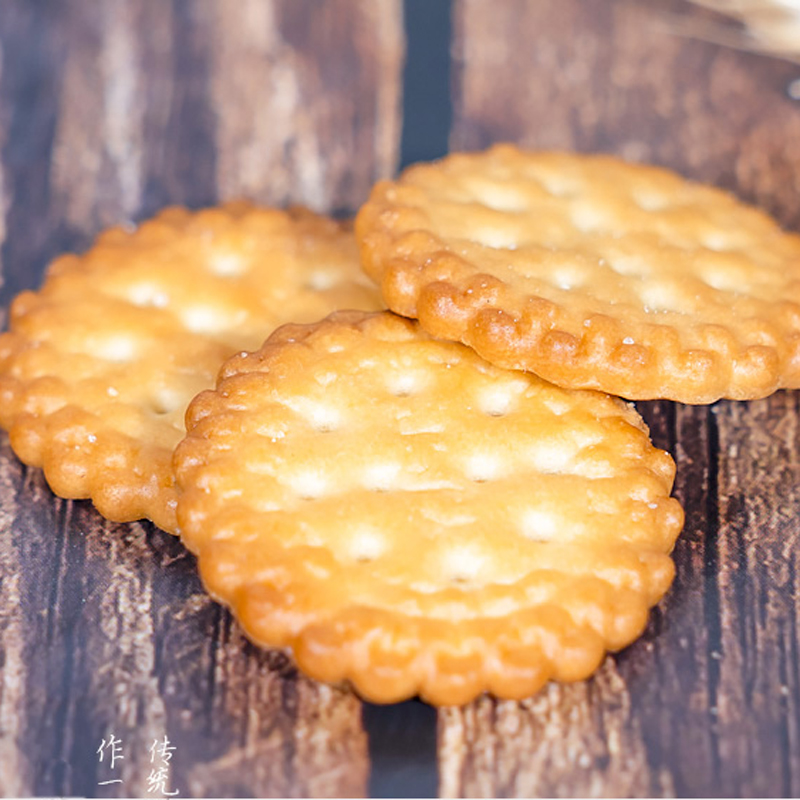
top-left (0, 204), bottom-right (382, 532)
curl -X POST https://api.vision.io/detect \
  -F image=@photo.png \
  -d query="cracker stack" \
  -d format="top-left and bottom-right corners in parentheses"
top-left (6, 145), bottom-right (800, 704)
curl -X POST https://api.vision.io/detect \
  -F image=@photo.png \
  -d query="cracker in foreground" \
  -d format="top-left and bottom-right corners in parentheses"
top-left (174, 310), bottom-right (683, 706)
top-left (356, 145), bottom-right (800, 403)
top-left (0, 204), bottom-right (382, 532)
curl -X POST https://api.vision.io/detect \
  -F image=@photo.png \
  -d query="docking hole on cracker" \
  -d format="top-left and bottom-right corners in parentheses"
top-left (0, 203), bottom-right (382, 532)
top-left (356, 144), bottom-right (800, 403)
top-left (174, 310), bottom-right (684, 706)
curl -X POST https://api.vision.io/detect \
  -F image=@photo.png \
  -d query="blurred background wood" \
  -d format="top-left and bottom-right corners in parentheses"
top-left (3, 0), bottom-right (800, 796)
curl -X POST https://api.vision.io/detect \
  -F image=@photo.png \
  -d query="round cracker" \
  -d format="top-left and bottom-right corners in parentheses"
top-left (0, 203), bottom-right (383, 532)
top-left (174, 310), bottom-right (683, 705)
top-left (356, 145), bottom-right (800, 403)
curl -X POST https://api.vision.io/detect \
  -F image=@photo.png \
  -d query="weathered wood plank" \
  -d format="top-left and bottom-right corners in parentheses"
top-left (711, 392), bottom-right (800, 797)
top-left (0, 442), bottom-right (32, 797)
top-left (0, 0), bottom-right (402, 795)
top-left (439, 659), bottom-right (673, 798)
top-left (0, 445), bottom-right (370, 798)
top-left (444, 0), bottom-right (800, 795)
top-left (209, 0), bottom-right (403, 211)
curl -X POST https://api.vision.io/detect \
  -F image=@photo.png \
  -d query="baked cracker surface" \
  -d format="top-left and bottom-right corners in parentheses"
top-left (0, 203), bottom-right (382, 532)
top-left (356, 144), bottom-right (800, 403)
top-left (174, 310), bottom-right (684, 705)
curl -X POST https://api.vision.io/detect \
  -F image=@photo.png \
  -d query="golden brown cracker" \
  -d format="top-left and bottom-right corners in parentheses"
top-left (356, 145), bottom-right (800, 403)
top-left (174, 310), bottom-right (683, 705)
top-left (0, 203), bottom-right (383, 531)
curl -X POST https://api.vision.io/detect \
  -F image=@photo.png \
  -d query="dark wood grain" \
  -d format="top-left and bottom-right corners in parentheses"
top-left (441, 0), bottom-right (800, 796)
top-left (0, 1), bottom-right (402, 796)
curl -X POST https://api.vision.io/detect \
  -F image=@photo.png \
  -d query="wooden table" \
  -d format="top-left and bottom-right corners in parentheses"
top-left (2, 1), bottom-right (800, 796)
